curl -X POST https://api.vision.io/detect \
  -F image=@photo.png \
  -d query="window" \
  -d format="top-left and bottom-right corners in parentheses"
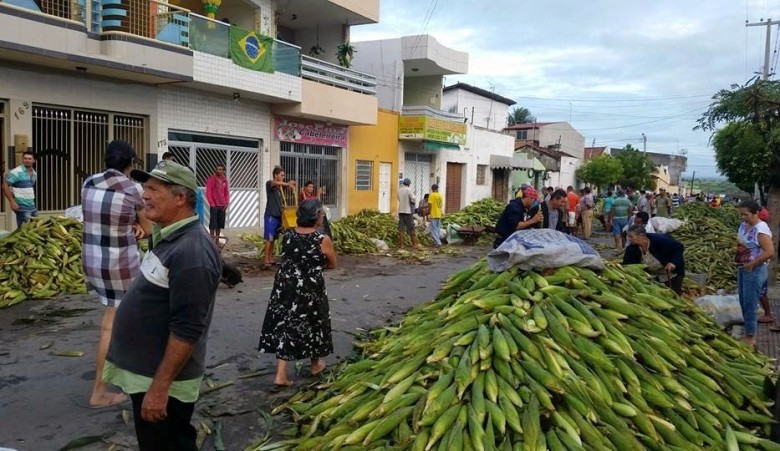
top-left (356, 160), bottom-right (373, 190)
top-left (516, 130), bottom-right (528, 140)
top-left (476, 164), bottom-right (487, 185)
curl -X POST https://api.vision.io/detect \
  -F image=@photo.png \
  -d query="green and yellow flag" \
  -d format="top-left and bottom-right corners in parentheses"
top-left (229, 25), bottom-right (274, 73)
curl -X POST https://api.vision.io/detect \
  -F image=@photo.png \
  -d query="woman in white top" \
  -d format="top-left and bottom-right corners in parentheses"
top-left (736, 200), bottom-right (775, 347)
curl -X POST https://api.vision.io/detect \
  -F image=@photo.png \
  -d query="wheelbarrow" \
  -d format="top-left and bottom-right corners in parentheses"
top-left (457, 225), bottom-right (486, 245)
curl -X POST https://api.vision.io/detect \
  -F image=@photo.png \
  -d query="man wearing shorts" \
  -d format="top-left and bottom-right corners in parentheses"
top-left (609, 190), bottom-right (632, 250)
top-left (82, 141), bottom-right (151, 408)
top-left (206, 164), bottom-right (229, 246)
top-left (263, 166), bottom-right (296, 266)
top-left (397, 178), bottom-right (419, 249)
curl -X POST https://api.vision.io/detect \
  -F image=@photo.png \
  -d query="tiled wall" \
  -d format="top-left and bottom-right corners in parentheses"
top-left (192, 52), bottom-right (301, 103)
top-left (157, 85), bottom-right (273, 215)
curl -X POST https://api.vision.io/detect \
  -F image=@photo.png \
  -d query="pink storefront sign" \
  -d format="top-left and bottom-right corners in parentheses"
top-left (273, 117), bottom-right (348, 147)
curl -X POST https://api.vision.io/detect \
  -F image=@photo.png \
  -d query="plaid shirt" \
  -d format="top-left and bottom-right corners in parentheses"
top-left (81, 169), bottom-right (144, 307)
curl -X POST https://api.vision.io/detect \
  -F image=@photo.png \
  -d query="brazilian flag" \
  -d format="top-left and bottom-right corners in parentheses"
top-left (229, 25), bottom-right (274, 73)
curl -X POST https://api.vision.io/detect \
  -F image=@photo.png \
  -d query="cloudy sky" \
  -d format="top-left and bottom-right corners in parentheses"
top-left (352, 0), bottom-right (779, 179)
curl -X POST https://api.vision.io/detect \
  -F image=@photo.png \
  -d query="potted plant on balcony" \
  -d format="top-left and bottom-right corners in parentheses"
top-left (336, 42), bottom-right (356, 68)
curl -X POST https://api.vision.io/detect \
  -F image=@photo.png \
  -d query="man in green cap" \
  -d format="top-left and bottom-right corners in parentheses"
top-left (103, 160), bottom-right (221, 450)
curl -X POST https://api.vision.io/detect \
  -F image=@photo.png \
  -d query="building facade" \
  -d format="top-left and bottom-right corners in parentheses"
top-left (0, 0), bottom-right (380, 229)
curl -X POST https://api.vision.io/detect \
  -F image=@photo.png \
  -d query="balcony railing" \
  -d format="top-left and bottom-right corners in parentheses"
top-left (189, 14), bottom-right (301, 76)
top-left (1, 0), bottom-right (377, 96)
top-left (301, 55), bottom-right (377, 95)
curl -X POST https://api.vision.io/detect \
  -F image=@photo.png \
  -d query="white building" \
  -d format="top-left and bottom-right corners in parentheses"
top-left (505, 121), bottom-right (585, 190)
top-left (0, 0), bottom-right (381, 230)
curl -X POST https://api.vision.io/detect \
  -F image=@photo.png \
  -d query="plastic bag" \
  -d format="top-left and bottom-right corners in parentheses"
top-left (446, 223), bottom-right (462, 245)
top-left (694, 294), bottom-right (742, 327)
top-left (649, 216), bottom-right (684, 233)
top-left (64, 205), bottom-right (83, 222)
top-left (370, 238), bottom-right (389, 252)
top-left (487, 229), bottom-right (604, 272)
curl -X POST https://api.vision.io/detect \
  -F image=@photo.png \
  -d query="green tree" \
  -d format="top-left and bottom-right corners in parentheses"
top-left (576, 155), bottom-right (624, 191)
top-left (710, 121), bottom-right (773, 201)
top-left (695, 77), bottom-right (780, 283)
top-left (507, 107), bottom-right (536, 125)
top-left (613, 145), bottom-right (655, 189)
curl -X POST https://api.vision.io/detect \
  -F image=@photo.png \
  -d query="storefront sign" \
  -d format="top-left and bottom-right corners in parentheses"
top-left (398, 115), bottom-right (466, 146)
top-left (274, 117), bottom-right (348, 147)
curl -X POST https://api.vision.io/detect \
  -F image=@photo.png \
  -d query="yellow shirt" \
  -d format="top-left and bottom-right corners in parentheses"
top-left (429, 192), bottom-right (443, 218)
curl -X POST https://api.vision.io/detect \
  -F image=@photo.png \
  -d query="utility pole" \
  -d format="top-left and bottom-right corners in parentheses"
top-left (746, 18), bottom-right (778, 80)
top-left (641, 133), bottom-right (647, 154)
top-left (689, 171), bottom-right (695, 196)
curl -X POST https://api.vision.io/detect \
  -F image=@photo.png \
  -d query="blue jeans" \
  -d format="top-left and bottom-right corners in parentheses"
top-left (738, 264), bottom-right (768, 336)
top-left (15, 205), bottom-right (38, 227)
top-left (430, 218), bottom-right (441, 245)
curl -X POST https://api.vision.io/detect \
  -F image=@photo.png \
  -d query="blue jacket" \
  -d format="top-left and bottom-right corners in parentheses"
top-left (494, 198), bottom-right (540, 248)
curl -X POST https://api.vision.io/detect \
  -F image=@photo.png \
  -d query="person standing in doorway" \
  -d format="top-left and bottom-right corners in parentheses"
top-left (264, 166), bottom-right (296, 267)
top-left (206, 164), bottom-right (230, 246)
top-left (428, 184), bottom-right (443, 246)
top-left (104, 161), bottom-right (221, 450)
top-left (2, 150), bottom-right (37, 227)
top-left (82, 141), bottom-right (152, 409)
top-left (397, 178), bottom-right (419, 249)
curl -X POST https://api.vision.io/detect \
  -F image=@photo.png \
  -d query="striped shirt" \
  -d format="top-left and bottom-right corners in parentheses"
top-left (5, 165), bottom-right (37, 207)
top-left (81, 169), bottom-right (145, 307)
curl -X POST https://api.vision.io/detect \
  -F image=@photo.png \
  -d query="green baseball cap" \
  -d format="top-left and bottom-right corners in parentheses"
top-left (131, 160), bottom-right (197, 191)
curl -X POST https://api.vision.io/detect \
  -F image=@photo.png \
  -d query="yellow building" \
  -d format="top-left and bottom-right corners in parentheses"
top-left (347, 109), bottom-right (400, 215)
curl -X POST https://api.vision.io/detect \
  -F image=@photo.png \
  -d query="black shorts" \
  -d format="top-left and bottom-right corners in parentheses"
top-left (210, 206), bottom-right (226, 229)
top-left (398, 213), bottom-right (415, 234)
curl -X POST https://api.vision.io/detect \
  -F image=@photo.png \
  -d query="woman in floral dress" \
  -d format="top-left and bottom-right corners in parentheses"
top-left (258, 199), bottom-right (337, 386)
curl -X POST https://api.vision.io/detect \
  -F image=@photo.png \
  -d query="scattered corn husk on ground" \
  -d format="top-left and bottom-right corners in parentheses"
top-left (262, 259), bottom-right (778, 451)
top-left (0, 216), bottom-right (86, 308)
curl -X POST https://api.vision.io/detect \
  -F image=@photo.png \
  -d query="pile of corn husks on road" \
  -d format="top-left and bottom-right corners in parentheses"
top-left (0, 216), bottom-right (87, 308)
top-left (263, 259), bottom-right (778, 450)
top-left (671, 217), bottom-right (738, 292)
top-left (443, 198), bottom-right (505, 228)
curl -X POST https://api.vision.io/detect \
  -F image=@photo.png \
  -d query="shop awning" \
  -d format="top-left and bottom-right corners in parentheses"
top-left (513, 152), bottom-right (547, 171)
top-left (490, 154), bottom-right (529, 170)
top-left (422, 140), bottom-right (461, 151)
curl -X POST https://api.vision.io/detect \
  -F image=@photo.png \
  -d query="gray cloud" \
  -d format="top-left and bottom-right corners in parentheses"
top-left (353, 0), bottom-right (777, 178)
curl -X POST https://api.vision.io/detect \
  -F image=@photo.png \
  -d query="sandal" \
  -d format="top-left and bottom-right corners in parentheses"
top-left (770, 325), bottom-right (780, 332)
top-left (759, 315), bottom-right (775, 323)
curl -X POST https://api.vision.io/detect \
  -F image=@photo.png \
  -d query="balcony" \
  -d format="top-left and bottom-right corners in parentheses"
top-left (1, 0), bottom-right (378, 107)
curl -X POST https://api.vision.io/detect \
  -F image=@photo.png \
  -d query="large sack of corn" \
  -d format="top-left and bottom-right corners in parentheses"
top-left (487, 229), bottom-right (604, 272)
top-left (262, 257), bottom-right (778, 450)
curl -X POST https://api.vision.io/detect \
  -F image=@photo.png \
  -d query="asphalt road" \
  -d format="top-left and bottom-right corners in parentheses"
top-left (0, 246), bottom-right (485, 451)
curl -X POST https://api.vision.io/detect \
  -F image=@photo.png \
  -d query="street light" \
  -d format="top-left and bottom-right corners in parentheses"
top-left (641, 133), bottom-right (647, 153)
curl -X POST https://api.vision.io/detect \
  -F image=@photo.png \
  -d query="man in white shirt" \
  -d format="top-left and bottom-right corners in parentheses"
top-left (397, 178), bottom-right (419, 249)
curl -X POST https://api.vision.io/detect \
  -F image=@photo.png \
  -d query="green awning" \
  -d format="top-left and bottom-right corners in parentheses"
top-left (422, 140), bottom-right (460, 151)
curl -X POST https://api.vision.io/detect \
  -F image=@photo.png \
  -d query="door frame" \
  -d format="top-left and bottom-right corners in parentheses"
top-left (378, 161), bottom-right (392, 213)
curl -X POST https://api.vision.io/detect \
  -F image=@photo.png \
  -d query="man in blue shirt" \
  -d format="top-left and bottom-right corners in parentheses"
top-left (2, 150), bottom-right (37, 227)
top-left (494, 186), bottom-right (543, 248)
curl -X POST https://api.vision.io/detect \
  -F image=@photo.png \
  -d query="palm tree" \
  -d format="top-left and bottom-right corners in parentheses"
top-left (507, 107), bottom-right (536, 125)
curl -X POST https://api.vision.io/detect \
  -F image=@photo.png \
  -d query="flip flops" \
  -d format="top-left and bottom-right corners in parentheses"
top-left (758, 315), bottom-right (775, 324)
top-left (89, 392), bottom-right (128, 410)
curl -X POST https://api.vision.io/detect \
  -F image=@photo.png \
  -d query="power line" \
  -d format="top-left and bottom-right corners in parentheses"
top-left (571, 105), bottom-right (710, 131)
top-left (515, 94), bottom-right (712, 102)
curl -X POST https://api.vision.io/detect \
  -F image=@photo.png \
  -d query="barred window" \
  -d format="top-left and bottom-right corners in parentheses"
top-left (476, 164), bottom-right (487, 185)
top-left (356, 160), bottom-right (373, 190)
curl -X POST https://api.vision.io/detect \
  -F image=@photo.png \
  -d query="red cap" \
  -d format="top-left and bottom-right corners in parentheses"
top-left (524, 186), bottom-right (538, 199)
top-left (759, 208), bottom-right (769, 221)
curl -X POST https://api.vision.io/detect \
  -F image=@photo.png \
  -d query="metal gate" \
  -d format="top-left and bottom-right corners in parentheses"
top-left (0, 101), bottom-right (6, 225)
top-left (168, 140), bottom-right (261, 228)
top-left (279, 141), bottom-right (340, 217)
top-left (31, 105), bottom-right (147, 211)
top-left (404, 153), bottom-right (431, 205)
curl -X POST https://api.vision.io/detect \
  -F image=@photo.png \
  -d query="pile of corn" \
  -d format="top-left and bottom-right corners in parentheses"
top-left (0, 216), bottom-right (87, 308)
top-left (334, 209), bottom-right (433, 248)
top-left (443, 198), bottom-right (505, 228)
top-left (671, 217), bottom-right (738, 292)
top-left (264, 259), bottom-right (776, 450)
top-left (673, 202), bottom-right (742, 230)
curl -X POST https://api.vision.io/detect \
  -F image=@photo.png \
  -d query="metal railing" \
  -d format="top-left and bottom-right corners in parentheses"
top-left (301, 55), bottom-right (377, 95)
top-left (0, 0), bottom-right (100, 30)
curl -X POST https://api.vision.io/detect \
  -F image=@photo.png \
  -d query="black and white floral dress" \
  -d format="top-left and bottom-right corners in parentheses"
top-left (258, 230), bottom-right (333, 361)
